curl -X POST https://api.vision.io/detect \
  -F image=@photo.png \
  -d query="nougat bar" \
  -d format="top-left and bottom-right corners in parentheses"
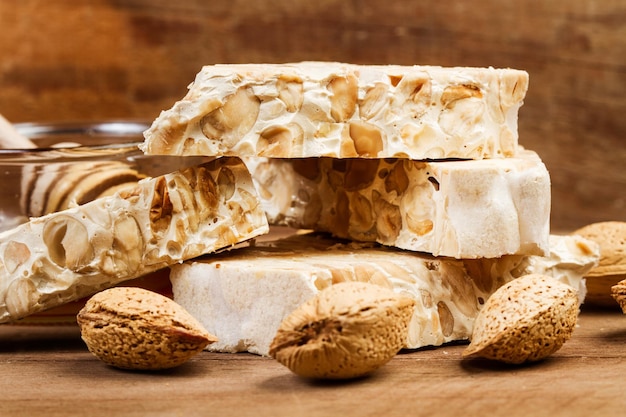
top-left (247, 149), bottom-right (550, 258)
top-left (141, 62), bottom-right (528, 160)
top-left (0, 157), bottom-right (269, 323)
top-left (170, 232), bottom-right (598, 356)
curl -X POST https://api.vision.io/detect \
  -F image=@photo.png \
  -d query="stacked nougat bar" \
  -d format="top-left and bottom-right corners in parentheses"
top-left (136, 62), bottom-right (601, 354)
top-left (141, 62), bottom-right (548, 259)
top-left (3, 61), bottom-right (592, 335)
top-left (138, 62), bottom-right (599, 355)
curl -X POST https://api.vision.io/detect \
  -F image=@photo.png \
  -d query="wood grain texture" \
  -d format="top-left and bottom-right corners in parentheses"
top-left (0, 308), bottom-right (625, 417)
top-left (0, 0), bottom-right (624, 230)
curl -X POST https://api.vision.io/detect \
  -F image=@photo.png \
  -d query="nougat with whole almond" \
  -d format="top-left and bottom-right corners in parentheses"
top-left (141, 62), bottom-right (528, 160)
top-left (0, 157), bottom-right (269, 323)
top-left (247, 149), bottom-right (550, 259)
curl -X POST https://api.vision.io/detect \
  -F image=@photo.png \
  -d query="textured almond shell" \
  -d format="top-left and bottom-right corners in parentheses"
top-left (572, 221), bottom-right (626, 307)
top-left (463, 274), bottom-right (579, 364)
top-left (269, 281), bottom-right (415, 379)
top-left (77, 287), bottom-right (217, 370)
top-left (610, 278), bottom-right (626, 313)
top-left (572, 221), bottom-right (626, 277)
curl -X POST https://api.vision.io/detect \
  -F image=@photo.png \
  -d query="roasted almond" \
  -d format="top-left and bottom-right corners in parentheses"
top-left (77, 287), bottom-right (217, 370)
top-left (463, 274), bottom-right (578, 364)
top-left (268, 281), bottom-right (415, 379)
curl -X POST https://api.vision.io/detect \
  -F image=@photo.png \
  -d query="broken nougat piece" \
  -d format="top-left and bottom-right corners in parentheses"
top-left (0, 157), bottom-right (269, 323)
top-left (170, 232), bottom-right (599, 356)
top-left (246, 149), bottom-right (550, 259)
top-left (140, 62), bottom-right (528, 160)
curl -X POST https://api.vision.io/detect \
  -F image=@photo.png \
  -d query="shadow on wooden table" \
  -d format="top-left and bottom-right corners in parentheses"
top-left (459, 355), bottom-right (566, 374)
top-left (0, 324), bottom-right (83, 353)
top-left (257, 367), bottom-right (390, 390)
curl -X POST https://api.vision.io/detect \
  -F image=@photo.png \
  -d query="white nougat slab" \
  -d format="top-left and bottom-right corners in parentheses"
top-left (171, 232), bottom-right (599, 356)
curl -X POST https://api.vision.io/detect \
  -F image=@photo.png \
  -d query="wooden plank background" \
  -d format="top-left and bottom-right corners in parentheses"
top-left (0, 0), bottom-right (624, 231)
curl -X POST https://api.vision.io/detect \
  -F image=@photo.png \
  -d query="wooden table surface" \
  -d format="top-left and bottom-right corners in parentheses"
top-left (1, 306), bottom-right (624, 417)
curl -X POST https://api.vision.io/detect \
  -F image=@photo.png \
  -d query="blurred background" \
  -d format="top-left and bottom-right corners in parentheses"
top-left (0, 0), bottom-right (623, 232)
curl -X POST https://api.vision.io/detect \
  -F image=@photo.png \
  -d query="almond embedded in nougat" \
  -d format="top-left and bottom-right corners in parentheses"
top-left (269, 281), bottom-right (415, 380)
top-left (140, 62), bottom-right (528, 160)
top-left (77, 287), bottom-right (217, 370)
top-left (246, 149), bottom-right (551, 259)
top-left (0, 157), bottom-right (269, 323)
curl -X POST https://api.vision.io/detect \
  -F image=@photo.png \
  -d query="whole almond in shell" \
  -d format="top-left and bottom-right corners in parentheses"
top-left (268, 281), bottom-right (416, 380)
top-left (611, 278), bottom-right (626, 313)
top-left (463, 274), bottom-right (578, 364)
top-left (572, 221), bottom-right (626, 308)
top-left (77, 287), bottom-right (217, 370)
